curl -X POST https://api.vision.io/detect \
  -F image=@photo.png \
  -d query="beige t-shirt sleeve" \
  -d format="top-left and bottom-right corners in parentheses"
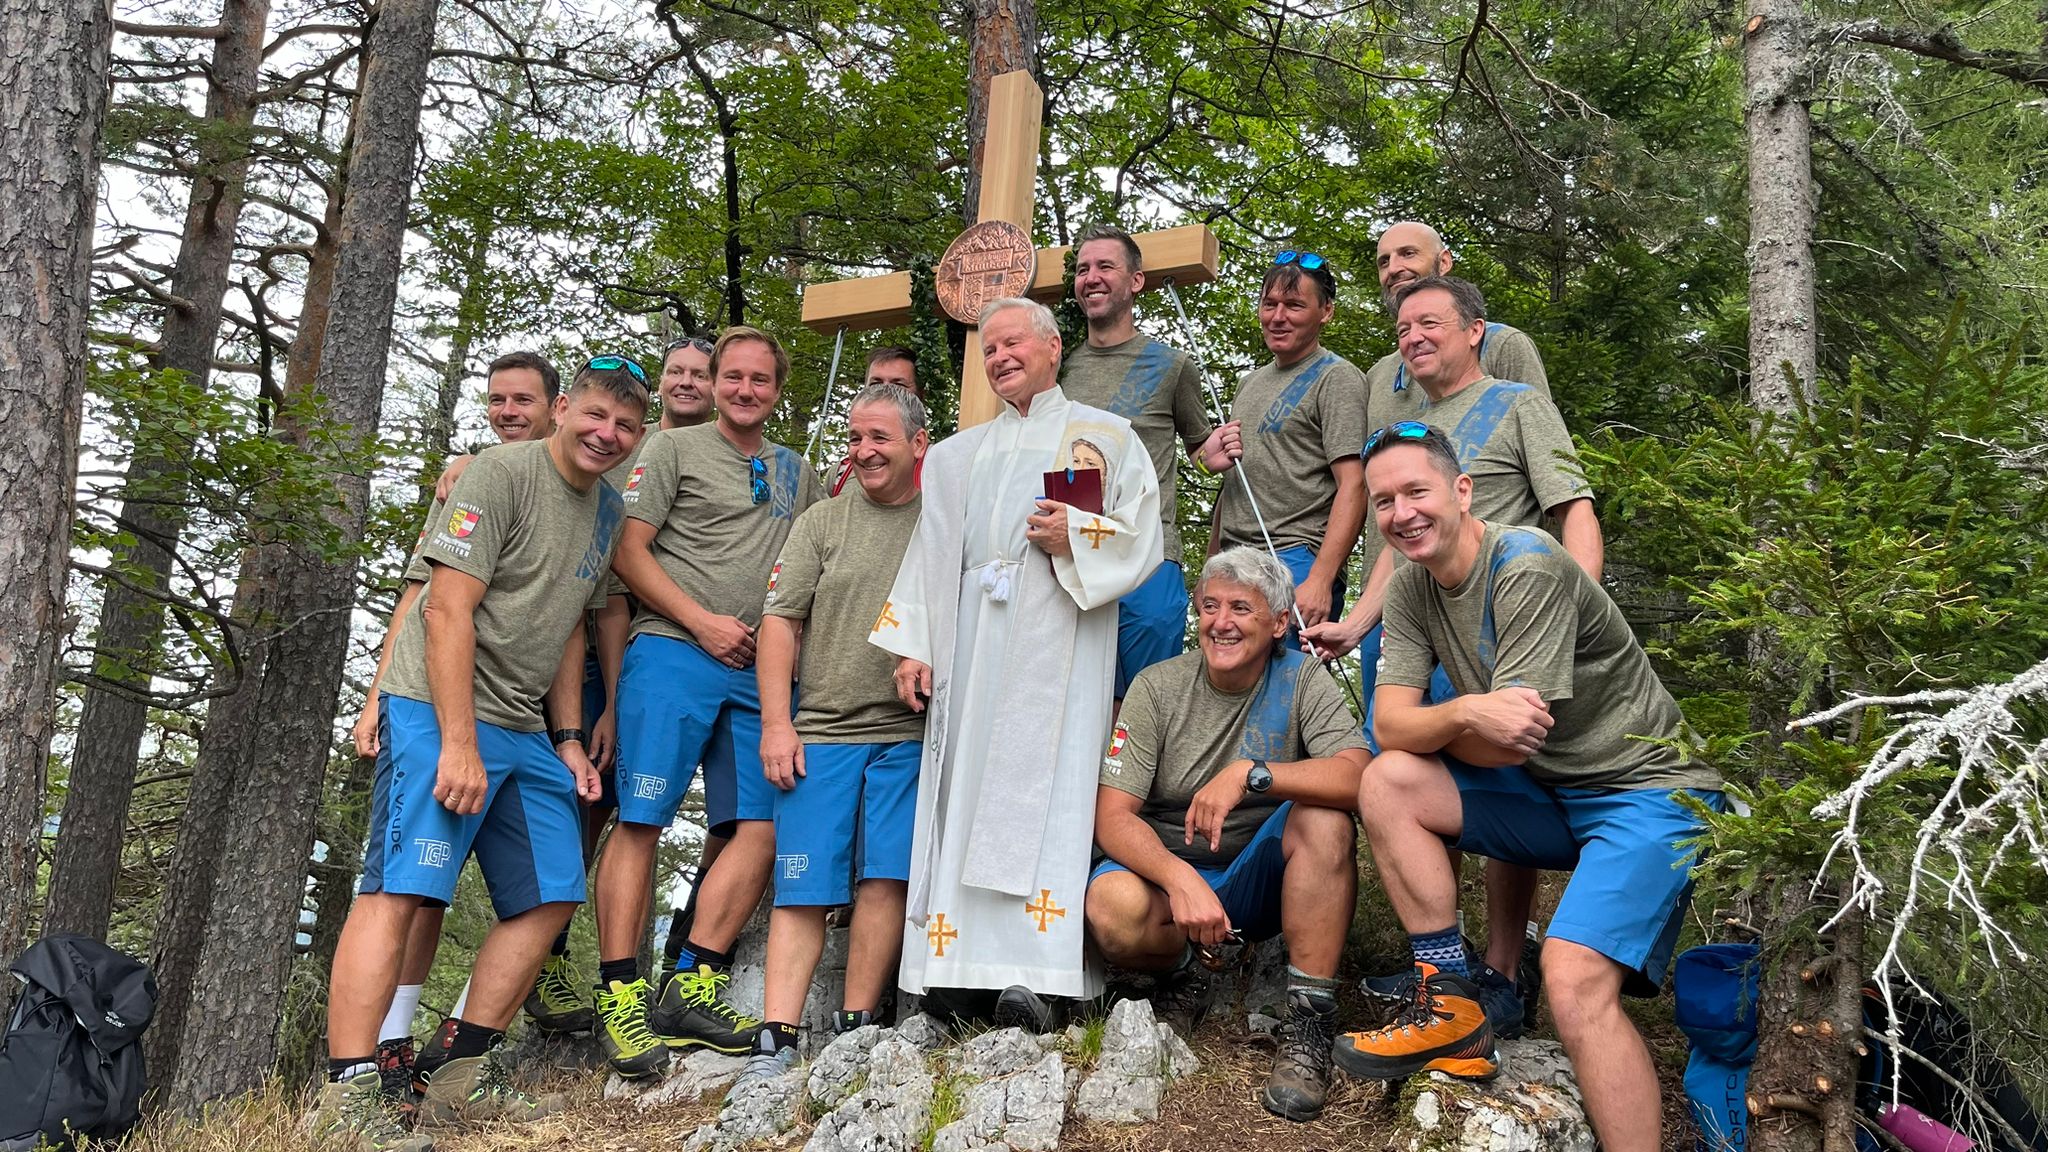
top-left (415, 455), bottom-right (513, 585)
top-left (1510, 397), bottom-right (1592, 513)
top-left (1296, 667), bottom-right (1369, 759)
top-left (1099, 674), bottom-right (1161, 800)
top-left (762, 504), bottom-right (825, 621)
top-left (1317, 359), bottom-right (1371, 466)
top-left (1486, 566), bottom-right (1578, 701)
top-left (622, 431), bottom-right (681, 526)
top-left (1375, 570), bottom-right (1436, 691)
top-left (1171, 354), bottom-right (1214, 454)
top-left (1489, 328), bottom-right (1549, 393)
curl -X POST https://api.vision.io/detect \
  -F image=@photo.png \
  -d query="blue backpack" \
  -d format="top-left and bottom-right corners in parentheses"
top-left (1674, 942), bottom-right (1761, 1152)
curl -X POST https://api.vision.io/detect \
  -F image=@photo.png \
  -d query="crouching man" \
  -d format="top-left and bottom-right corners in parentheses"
top-left (1335, 422), bottom-right (1724, 1152)
top-left (312, 359), bottom-right (648, 1151)
top-left (1085, 546), bottom-right (1369, 1123)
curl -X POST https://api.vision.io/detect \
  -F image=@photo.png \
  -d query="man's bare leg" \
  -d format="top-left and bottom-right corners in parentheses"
top-left (762, 905), bottom-right (826, 1025)
top-left (1543, 939), bottom-right (1660, 1152)
top-left (461, 902), bottom-right (578, 1029)
top-left (1082, 871), bottom-right (1185, 970)
top-left (844, 879), bottom-right (906, 1014)
top-left (680, 819), bottom-right (775, 953)
top-left (594, 822), bottom-right (663, 963)
top-left (1356, 750), bottom-right (1464, 928)
top-left (1277, 806), bottom-right (1354, 978)
top-left (1483, 859), bottom-right (1539, 975)
top-left (330, 892), bottom-right (426, 1062)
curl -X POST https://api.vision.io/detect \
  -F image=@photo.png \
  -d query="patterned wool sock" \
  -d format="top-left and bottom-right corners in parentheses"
top-left (329, 1057), bottom-right (376, 1082)
top-left (1285, 964), bottom-right (1341, 1008)
top-left (1409, 925), bottom-right (1469, 978)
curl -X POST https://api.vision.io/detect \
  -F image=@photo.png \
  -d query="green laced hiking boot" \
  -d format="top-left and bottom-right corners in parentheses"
top-left (306, 1070), bottom-right (434, 1152)
top-left (524, 952), bottom-right (594, 1034)
top-left (596, 977), bottom-right (672, 1079)
top-left (416, 1049), bottom-right (565, 1127)
top-left (650, 965), bottom-right (761, 1053)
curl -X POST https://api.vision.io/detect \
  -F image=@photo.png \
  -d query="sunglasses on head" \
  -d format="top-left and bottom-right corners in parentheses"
top-left (587, 355), bottom-right (649, 386)
top-left (665, 336), bottom-right (715, 357)
top-left (1273, 249), bottom-right (1327, 272)
top-left (748, 454), bottom-right (770, 505)
top-left (1362, 420), bottom-right (1434, 457)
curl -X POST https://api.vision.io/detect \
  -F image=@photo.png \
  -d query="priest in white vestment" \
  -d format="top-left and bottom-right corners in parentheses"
top-left (872, 297), bottom-right (1163, 1009)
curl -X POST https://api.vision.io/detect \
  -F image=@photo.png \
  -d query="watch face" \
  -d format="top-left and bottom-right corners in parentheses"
top-left (1247, 763), bottom-right (1273, 792)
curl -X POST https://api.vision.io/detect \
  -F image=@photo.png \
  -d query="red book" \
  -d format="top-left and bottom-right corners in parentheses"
top-left (1041, 467), bottom-right (1104, 572)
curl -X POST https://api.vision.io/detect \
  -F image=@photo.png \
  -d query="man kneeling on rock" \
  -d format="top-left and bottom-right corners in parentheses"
top-left (1085, 546), bottom-right (1368, 1122)
top-left (1334, 422), bottom-right (1723, 1152)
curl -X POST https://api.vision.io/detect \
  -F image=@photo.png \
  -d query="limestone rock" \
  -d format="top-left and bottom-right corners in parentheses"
top-left (955, 1026), bottom-right (1051, 1079)
top-left (1073, 999), bottom-right (1188, 1124)
top-left (1247, 1011), bottom-right (1282, 1037)
top-left (682, 1060), bottom-right (807, 1152)
top-left (805, 1034), bottom-right (934, 1152)
top-left (808, 1024), bottom-right (885, 1111)
top-left (1156, 1024), bottom-right (1198, 1079)
top-left (1400, 1038), bottom-right (1594, 1152)
top-left (894, 1012), bottom-right (951, 1051)
top-left (630, 1050), bottom-right (750, 1110)
top-left (932, 1050), bottom-right (1068, 1152)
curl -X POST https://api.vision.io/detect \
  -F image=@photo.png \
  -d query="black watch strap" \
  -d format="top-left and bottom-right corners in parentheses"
top-left (550, 727), bottom-right (587, 747)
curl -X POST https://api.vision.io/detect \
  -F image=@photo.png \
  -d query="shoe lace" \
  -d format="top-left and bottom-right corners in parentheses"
top-left (683, 969), bottom-right (762, 1030)
top-left (1281, 1003), bottom-right (1337, 1073)
top-left (602, 983), bottom-right (662, 1048)
top-left (738, 1048), bottom-right (791, 1083)
top-left (1365, 982), bottom-right (1453, 1041)
top-left (474, 1051), bottom-right (536, 1107)
top-left (537, 956), bottom-right (580, 1006)
top-left (340, 1079), bottom-right (411, 1141)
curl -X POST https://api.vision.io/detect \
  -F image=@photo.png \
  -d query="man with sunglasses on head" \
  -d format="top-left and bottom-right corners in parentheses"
top-left (1059, 223), bottom-right (1214, 698)
top-left (828, 346), bottom-right (922, 496)
top-left (1303, 275), bottom-right (1599, 1037)
top-left (311, 359), bottom-right (647, 1152)
top-left (1197, 251), bottom-right (1368, 641)
top-left (1086, 546), bottom-right (1368, 1122)
top-left (593, 326), bottom-right (824, 1079)
top-left (1334, 422), bottom-right (1719, 1152)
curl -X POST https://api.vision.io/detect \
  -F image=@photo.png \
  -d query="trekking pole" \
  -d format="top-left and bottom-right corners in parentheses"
top-left (1160, 278), bottom-right (1364, 713)
top-left (803, 324), bottom-right (850, 467)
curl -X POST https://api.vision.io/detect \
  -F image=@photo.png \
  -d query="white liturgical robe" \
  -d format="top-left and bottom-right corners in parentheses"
top-left (871, 385), bottom-right (1162, 997)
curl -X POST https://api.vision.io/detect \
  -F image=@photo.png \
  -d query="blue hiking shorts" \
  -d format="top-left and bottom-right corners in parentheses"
top-left (1447, 759), bottom-right (1725, 990)
top-left (615, 633), bottom-right (776, 834)
top-left (1090, 802), bottom-right (1294, 942)
top-left (1273, 545), bottom-right (1347, 644)
top-left (359, 694), bottom-right (587, 918)
top-left (1115, 560), bottom-right (1189, 699)
top-left (770, 739), bottom-right (922, 907)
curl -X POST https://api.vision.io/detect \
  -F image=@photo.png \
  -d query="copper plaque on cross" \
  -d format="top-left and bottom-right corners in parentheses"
top-left (934, 220), bottom-right (1037, 325)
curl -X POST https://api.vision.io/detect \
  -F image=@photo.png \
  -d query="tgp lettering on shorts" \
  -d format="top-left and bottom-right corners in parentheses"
top-left (414, 838), bottom-right (453, 868)
top-left (632, 774), bottom-right (667, 801)
top-left (778, 854), bottom-right (810, 880)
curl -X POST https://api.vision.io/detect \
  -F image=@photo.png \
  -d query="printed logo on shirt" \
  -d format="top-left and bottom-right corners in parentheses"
top-left (414, 838), bottom-right (452, 869)
top-left (624, 464), bottom-right (646, 500)
top-left (447, 506), bottom-right (481, 538)
top-left (765, 562), bottom-right (782, 603)
top-left (778, 854), bottom-right (809, 880)
top-left (1102, 723), bottom-right (1129, 772)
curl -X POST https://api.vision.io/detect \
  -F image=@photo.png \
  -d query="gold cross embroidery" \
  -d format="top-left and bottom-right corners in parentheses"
top-left (873, 601), bottom-right (901, 632)
top-left (1078, 519), bottom-right (1117, 549)
top-left (928, 913), bottom-right (958, 957)
top-left (1024, 889), bottom-right (1066, 932)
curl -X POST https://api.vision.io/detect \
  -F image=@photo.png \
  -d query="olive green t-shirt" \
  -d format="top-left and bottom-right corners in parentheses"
top-left (1364, 321), bottom-right (1549, 413)
top-left (762, 488), bottom-right (926, 744)
top-left (1100, 650), bottom-right (1367, 867)
top-left (1362, 376), bottom-right (1590, 571)
top-left (1215, 351), bottom-right (1369, 554)
top-left (1377, 522), bottom-right (1718, 792)
top-left (1060, 335), bottom-right (1212, 559)
top-left (382, 440), bottom-right (624, 732)
top-left (620, 422), bottom-right (824, 647)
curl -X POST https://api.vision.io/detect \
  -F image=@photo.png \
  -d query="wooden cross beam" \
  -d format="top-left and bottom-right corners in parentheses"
top-left (799, 71), bottom-right (1220, 430)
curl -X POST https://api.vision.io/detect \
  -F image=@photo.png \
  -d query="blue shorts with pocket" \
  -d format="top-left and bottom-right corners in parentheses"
top-left (1090, 802), bottom-right (1294, 942)
top-left (615, 633), bottom-right (776, 833)
top-left (1273, 545), bottom-right (1348, 644)
top-left (359, 694), bottom-right (587, 918)
top-left (1116, 561), bottom-right (1188, 698)
top-left (770, 739), bottom-right (922, 906)
top-left (1446, 759), bottom-right (1724, 990)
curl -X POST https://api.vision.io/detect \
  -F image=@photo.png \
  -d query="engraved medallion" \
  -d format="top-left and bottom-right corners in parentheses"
top-left (934, 220), bottom-right (1037, 325)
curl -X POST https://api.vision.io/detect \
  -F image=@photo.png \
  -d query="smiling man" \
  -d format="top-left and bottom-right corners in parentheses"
top-left (874, 297), bottom-right (1161, 1030)
top-left (1335, 423), bottom-right (1721, 1152)
top-left (312, 360), bottom-right (646, 1152)
top-left (1058, 223), bottom-right (1213, 697)
top-left (1366, 222), bottom-right (1546, 401)
top-left (592, 327), bottom-right (824, 1078)
top-left (1198, 252), bottom-right (1367, 639)
top-left (1086, 546), bottom-right (1367, 1122)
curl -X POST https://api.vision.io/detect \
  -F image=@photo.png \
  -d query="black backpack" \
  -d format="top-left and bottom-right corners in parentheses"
top-left (0, 936), bottom-right (156, 1151)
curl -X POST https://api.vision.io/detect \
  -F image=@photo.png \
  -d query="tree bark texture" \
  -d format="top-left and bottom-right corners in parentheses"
top-left (164, 0), bottom-right (440, 1107)
top-left (962, 0), bottom-right (1037, 226)
top-left (47, 0), bottom-right (271, 943)
top-left (146, 77), bottom-right (352, 1100)
top-left (1749, 888), bottom-right (1866, 1152)
top-left (0, 0), bottom-right (115, 1002)
top-left (1743, 0), bottom-right (1817, 418)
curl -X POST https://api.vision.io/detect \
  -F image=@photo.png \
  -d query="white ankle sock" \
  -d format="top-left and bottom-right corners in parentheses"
top-left (379, 983), bottom-right (424, 1043)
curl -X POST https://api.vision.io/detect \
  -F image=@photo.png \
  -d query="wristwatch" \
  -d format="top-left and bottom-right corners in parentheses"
top-left (549, 727), bottom-right (587, 748)
top-left (1244, 759), bottom-right (1273, 794)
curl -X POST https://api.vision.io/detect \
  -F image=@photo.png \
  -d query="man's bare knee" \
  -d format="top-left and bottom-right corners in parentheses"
top-left (1358, 749), bottom-right (1446, 828)
top-left (1541, 939), bottom-right (1625, 1039)
top-left (1283, 804), bottom-right (1356, 867)
top-left (1084, 872), bottom-right (1162, 961)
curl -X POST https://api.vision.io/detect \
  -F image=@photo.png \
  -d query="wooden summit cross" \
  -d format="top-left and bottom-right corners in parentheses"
top-left (801, 70), bottom-right (1219, 430)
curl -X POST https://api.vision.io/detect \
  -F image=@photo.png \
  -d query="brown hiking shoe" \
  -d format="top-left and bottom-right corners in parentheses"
top-left (416, 1050), bottom-right (565, 1127)
top-left (307, 1071), bottom-right (434, 1152)
top-left (1262, 990), bottom-right (1338, 1121)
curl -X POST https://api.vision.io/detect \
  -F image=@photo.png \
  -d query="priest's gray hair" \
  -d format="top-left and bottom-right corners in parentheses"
top-left (979, 296), bottom-right (1059, 342)
top-left (1196, 547), bottom-right (1295, 620)
top-left (848, 382), bottom-right (927, 435)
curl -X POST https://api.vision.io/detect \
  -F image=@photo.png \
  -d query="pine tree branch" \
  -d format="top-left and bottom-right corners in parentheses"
top-left (1834, 20), bottom-right (2048, 94)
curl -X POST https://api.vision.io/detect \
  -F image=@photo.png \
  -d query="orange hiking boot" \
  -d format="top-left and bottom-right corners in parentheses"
top-left (1333, 963), bottom-right (1499, 1081)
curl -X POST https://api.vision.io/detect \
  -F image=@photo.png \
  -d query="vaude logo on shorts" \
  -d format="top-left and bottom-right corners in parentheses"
top-left (414, 838), bottom-right (452, 868)
top-left (778, 854), bottom-right (809, 880)
top-left (632, 774), bottom-right (667, 800)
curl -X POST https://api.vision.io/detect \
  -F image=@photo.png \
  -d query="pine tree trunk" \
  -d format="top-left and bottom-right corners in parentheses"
top-left (162, 0), bottom-right (441, 1108)
top-left (962, 0), bottom-right (1037, 225)
top-left (47, 0), bottom-right (271, 943)
top-left (1743, 0), bottom-right (1817, 416)
top-left (1749, 889), bottom-right (1866, 1152)
top-left (0, 0), bottom-right (116, 1003)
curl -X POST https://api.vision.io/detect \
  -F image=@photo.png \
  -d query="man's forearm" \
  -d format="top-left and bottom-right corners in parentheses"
top-left (1556, 500), bottom-right (1604, 582)
top-left (1097, 809), bottom-right (1206, 894)
top-left (596, 594), bottom-right (629, 699)
top-left (1377, 695), bottom-right (1523, 764)
top-left (1310, 471), bottom-right (1366, 586)
top-left (543, 621), bottom-right (587, 733)
top-left (1268, 751), bottom-right (1368, 809)
top-left (422, 595), bottom-right (481, 749)
top-left (364, 580), bottom-right (424, 703)
top-left (1338, 548), bottom-right (1394, 629)
top-left (756, 616), bottom-right (801, 726)
top-left (614, 538), bottom-right (706, 634)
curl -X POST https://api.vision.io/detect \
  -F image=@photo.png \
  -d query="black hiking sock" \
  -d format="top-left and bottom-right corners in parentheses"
top-left (417, 1017), bottom-right (505, 1081)
top-left (759, 1022), bottom-right (799, 1052)
top-left (678, 940), bottom-right (733, 976)
top-left (551, 930), bottom-right (570, 957)
top-left (330, 1056), bottom-right (377, 1082)
top-left (598, 957), bottom-right (639, 989)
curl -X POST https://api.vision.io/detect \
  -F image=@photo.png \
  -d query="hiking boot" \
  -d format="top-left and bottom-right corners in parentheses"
top-left (1334, 964), bottom-right (1499, 1082)
top-left (728, 1028), bottom-right (800, 1098)
top-left (1152, 960), bottom-right (1214, 1038)
top-left (416, 1049), bottom-right (565, 1127)
top-left (596, 977), bottom-right (672, 1079)
top-left (374, 1037), bottom-right (419, 1120)
top-left (1517, 924), bottom-right (1544, 1027)
top-left (833, 1009), bottom-right (874, 1034)
top-left (994, 985), bottom-right (1065, 1034)
top-left (1263, 990), bottom-right (1338, 1122)
top-left (524, 952), bottom-right (594, 1034)
top-left (651, 965), bottom-right (761, 1053)
top-left (307, 1070), bottom-right (434, 1152)
top-left (1471, 961), bottom-right (1525, 1040)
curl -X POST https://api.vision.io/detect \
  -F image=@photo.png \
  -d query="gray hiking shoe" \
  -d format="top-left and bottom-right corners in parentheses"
top-left (307, 1070), bottom-right (434, 1152)
top-left (728, 1029), bottom-right (800, 1099)
top-left (416, 1049), bottom-right (565, 1127)
top-left (1152, 961), bottom-right (1215, 1038)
